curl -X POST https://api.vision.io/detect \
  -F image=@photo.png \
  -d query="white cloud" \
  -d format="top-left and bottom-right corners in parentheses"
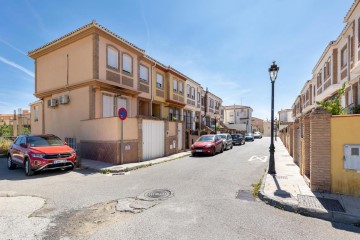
top-left (0, 56), bottom-right (34, 78)
top-left (0, 38), bottom-right (26, 55)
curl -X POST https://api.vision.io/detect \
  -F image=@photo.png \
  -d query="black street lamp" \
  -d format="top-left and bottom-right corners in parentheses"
top-left (268, 61), bottom-right (279, 175)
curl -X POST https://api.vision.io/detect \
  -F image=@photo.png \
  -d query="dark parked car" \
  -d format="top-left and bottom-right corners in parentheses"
top-left (218, 133), bottom-right (233, 150)
top-left (231, 134), bottom-right (245, 145)
top-left (8, 134), bottom-right (77, 176)
top-left (244, 133), bottom-right (254, 141)
top-left (190, 134), bottom-right (224, 156)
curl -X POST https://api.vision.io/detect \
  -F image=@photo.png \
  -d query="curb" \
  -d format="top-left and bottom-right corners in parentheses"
top-left (80, 152), bottom-right (191, 174)
top-left (258, 173), bottom-right (360, 225)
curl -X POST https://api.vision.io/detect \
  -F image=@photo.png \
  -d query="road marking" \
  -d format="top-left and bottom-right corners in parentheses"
top-left (248, 155), bottom-right (268, 162)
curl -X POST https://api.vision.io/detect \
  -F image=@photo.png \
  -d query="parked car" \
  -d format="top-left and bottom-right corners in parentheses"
top-left (8, 134), bottom-right (77, 176)
top-left (244, 133), bottom-right (254, 141)
top-left (253, 131), bottom-right (262, 139)
top-left (218, 133), bottom-right (233, 150)
top-left (231, 134), bottom-right (245, 145)
top-left (190, 134), bottom-right (224, 156)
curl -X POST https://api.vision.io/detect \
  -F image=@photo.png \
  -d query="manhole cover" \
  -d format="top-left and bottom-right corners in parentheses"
top-left (137, 189), bottom-right (173, 201)
top-left (298, 195), bottom-right (345, 212)
top-left (236, 190), bottom-right (256, 201)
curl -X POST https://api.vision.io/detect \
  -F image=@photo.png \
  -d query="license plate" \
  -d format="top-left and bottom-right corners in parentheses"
top-left (196, 150), bottom-right (202, 152)
top-left (54, 160), bottom-right (66, 164)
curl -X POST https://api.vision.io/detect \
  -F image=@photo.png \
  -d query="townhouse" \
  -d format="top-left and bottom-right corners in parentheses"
top-left (280, 0), bottom-right (360, 197)
top-left (28, 21), bottom-right (223, 163)
top-left (223, 105), bottom-right (253, 133)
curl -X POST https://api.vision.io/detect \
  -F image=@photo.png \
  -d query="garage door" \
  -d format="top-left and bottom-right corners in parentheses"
top-left (143, 120), bottom-right (165, 161)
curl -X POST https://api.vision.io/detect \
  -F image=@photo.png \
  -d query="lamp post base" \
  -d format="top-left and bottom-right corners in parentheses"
top-left (268, 144), bottom-right (276, 175)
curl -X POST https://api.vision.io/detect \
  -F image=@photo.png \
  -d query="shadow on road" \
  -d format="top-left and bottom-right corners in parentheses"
top-left (0, 158), bottom-right (97, 181)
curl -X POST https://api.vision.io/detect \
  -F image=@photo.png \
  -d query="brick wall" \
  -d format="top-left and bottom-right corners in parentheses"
top-left (303, 115), bottom-right (310, 178)
top-left (289, 123), bottom-right (294, 157)
top-left (309, 108), bottom-right (331, 192)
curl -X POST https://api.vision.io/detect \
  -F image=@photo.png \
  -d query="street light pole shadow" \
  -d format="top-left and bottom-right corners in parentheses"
top-left (272, 175), bottom-right (291, 198)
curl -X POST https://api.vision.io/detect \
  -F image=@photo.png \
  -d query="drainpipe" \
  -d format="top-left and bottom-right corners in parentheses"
top-left (150, 62), bottom-right (157, 117)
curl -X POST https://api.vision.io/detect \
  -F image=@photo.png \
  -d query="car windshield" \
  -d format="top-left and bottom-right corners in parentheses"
top-left (197, 136), bottom-right (215, 142)
top-left (231, 135), bottom-right (239, 139)
top-left (28, 135), bottom-right (64, 147)
top-left (218, 135), bottom-right (227, 139)
top-left (245, 133), bottom-right (252, 136)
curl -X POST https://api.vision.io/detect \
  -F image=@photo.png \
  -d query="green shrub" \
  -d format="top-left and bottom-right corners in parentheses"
top-left (0, 137), bottom-right (12, 155)
top-left (316, 83), bottom-right (346, 115)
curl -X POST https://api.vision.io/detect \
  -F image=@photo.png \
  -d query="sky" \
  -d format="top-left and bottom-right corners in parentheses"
top-left (0, 0), bottom-right (354, 120)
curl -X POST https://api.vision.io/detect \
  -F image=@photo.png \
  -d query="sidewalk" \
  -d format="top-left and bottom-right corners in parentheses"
top-left (80, 151), bottom-right (191, 174)
top-left (259, 140), bottom-right (360, 225)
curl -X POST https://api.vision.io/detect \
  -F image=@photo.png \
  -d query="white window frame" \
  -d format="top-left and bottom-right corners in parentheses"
top-left (102, 93), bottom-right (114, 118)
top-left (107, 46), bottom-right (118, 70)
top-left (191, 87), bottom-right (195, 100)
top-left (122, 53), bottom-right (132, 74)
top-left (139, 64), bottom-right (149, 82)
top-left (179, 82), bottom-right (183, 94)
top-left (156, 73), bottom-right (163, 88)
top-left (173, 79), bottom-right (178, 92)
top-left (187, 85), bottom-right (191, 97)
top-left (33, 106), bottom-right (39, 122)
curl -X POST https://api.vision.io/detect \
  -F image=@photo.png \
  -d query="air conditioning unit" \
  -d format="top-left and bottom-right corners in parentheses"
top-left (47, 99), bottom-right (58, 108)
top-left (59, 95), bottom-right (70, 104)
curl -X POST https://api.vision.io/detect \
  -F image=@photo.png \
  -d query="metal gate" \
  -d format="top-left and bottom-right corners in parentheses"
top-left (142, 120), bottom-right (165, 161)
top-left (178, 123), bottom-right (182, 150)
top-left (296, 127), bottom-right (300, 165)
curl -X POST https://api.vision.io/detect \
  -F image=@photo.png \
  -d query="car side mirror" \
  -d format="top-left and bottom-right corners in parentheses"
top-left (64, 142), bottom-right (68, 145)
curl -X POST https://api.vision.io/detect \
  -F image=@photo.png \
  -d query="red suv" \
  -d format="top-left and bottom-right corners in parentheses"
top-left (7, 134), bottom-right (77, 176)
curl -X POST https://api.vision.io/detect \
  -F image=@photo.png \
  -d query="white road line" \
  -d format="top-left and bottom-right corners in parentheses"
top-left (248, 155), bottom-right (268, 162)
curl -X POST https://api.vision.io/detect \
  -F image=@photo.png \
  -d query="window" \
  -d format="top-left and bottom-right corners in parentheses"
top-left (317, 72), bottom-right (322, 88)
top-left (351, 147), bottom-right (359, 156)
top-left (173, 79), bottom-right (178, 92)
top-left (187, 84), bottom-right (191, 97)
top-left (237, 112), bottom-right (239, 116)
top-left (102, 94), bottom-right (114, 117)
top-left (341, 45), bottom-right (348, 67)
top-left (33, 106), bottom-right (39, 122)
top-left (191, 87), bottom-right (195, 100)
top-left (156, 73), bottom-right (163, 88)
top-left (107, 46), bottom-right (118, 69)
top-left (179, 82), bottom-right (183, 94)
top-left (139, 65), bottom-right (149, 82)
top-left (116, 97), bottom-right (127, 110)
top-left (324, 59), bottom-right (331, 79)
top-left (122, 53), bottom-right (132, 74)
top-left (197, 92), bottom-right (200, 103)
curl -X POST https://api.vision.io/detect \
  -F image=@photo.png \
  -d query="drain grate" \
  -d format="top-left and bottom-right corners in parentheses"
top-left (286, 164), bottom-right (295, 166)
top-left (137, 189), bottom-right (173, 201)
top-left (298, 195), bottom-right (345, 212)
top-left (236, 190), bottom-right (256, 201)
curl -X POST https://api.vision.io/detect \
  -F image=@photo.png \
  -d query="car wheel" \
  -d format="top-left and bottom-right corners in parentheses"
top-left (220, 145), bottom-right (224, 153)
top-left (191, 152), bottom-right (196, 157)
top-left (7, 155), bottom-right (16, 170)
top-left (25, 159), bottom-right (34, 176)
top-left (230, 144), bottom-right (233, 149)
top-left (211, 147), bottom-right (216, 156)
top-left (224, 144), bottom-right (227, 150)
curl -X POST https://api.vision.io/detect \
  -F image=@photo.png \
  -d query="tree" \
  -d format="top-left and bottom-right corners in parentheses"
top-left (316, 83), bottom-right (346, 115)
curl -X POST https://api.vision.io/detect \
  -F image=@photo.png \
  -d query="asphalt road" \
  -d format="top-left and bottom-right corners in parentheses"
top-left (1, 137), bottom-right (360, 239)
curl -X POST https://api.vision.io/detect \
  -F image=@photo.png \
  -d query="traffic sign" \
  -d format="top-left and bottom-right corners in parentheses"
top-left (118, 107), bottom-right (127, 120)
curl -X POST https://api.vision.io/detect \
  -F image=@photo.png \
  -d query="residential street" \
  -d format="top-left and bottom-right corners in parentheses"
top-left (1, 138), bottom-right (360, 240)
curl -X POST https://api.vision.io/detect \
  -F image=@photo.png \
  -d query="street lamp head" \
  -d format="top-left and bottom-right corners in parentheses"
top-left (268, 61), bottom-right (279, 82)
